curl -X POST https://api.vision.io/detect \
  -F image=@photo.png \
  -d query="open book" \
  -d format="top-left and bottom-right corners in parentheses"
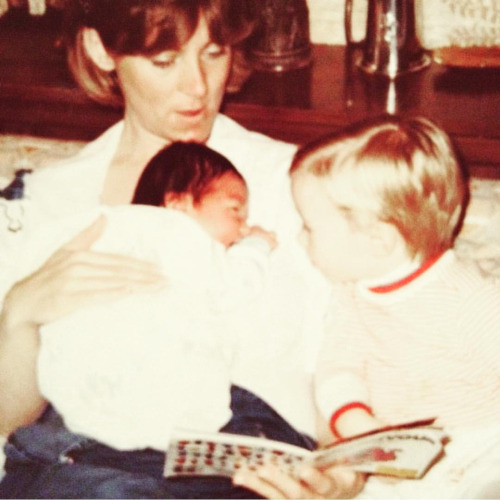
top-left (164, 419), bottom-right (448, 480)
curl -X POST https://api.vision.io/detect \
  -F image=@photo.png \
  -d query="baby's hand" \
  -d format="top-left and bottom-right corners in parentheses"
top-left (246, 225), bottom-right (278, 250)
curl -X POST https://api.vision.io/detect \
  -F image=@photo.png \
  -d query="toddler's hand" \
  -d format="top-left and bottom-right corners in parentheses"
top-left (246, 225), bottom-right (278, 250)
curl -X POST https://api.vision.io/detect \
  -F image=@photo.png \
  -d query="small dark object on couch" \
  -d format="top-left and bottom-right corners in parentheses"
top-left (0, 168), bottom-right (32, 200)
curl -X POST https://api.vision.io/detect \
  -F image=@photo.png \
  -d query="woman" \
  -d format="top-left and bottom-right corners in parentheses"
top-left (0, 1), bottom-right (363, 497)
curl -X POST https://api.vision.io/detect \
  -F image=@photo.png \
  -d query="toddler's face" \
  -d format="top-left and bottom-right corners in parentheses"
top-left (291, 172), bottom-right (373, 283)
top-left (191, 172), bottom-right (249, 247)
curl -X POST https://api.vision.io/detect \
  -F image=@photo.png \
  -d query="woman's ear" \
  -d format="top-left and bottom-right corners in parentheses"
top-left (82, 28), bottom-right (116, 72)
top-left (163, 193), bottom-right (195, 213)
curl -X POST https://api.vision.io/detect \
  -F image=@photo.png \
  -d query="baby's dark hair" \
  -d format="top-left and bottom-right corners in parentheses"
top-left (132, 142), bottom-right (244, 206)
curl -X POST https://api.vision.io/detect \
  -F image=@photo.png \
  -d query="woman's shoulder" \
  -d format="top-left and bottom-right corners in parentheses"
top-left (210, 113), bottom-right (293, 145)
top-left (29, 122), bottom-right (123, 184)
top-left (26, 122), bottom-right (123, 210)
top-left (209, 114), bottom-right (297, 164)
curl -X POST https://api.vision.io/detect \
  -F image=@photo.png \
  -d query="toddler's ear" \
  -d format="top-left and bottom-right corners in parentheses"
top-left (366, 219), bottom-right (403, 258)
top-left (163, 193), bottom-right (194, 213)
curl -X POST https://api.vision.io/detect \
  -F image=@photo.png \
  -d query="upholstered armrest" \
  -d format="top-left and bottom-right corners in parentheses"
top-left (0, 134), bottom-right (85, 186)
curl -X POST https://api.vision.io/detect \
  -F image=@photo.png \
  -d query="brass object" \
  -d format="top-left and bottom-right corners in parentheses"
top-left (345, 0), bottom-right (431, 79)
top-left (249, 0), bottom-right (312, 72)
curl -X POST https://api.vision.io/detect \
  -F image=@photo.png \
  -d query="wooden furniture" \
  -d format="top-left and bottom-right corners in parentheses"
top-left (0, 9), bottom-right (499, 179)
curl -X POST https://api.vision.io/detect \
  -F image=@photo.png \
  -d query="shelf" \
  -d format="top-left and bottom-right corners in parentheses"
top-left (0, 9), bottom-right (499, 178)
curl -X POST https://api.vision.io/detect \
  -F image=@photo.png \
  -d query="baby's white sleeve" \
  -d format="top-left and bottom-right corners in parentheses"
top-left (209, 236), bottom-right (273, 311)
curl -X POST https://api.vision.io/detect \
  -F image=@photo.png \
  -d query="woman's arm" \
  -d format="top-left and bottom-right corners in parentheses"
top-left (0, 303), bottom-right (46, 436)
top-left (0, 216), bottom-right (166, 436)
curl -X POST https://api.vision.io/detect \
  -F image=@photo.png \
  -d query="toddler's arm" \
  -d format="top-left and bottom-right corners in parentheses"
top-left (330, 404), bottom-right (384, 441)
top-left (315, 295), bottom-right (385, 443)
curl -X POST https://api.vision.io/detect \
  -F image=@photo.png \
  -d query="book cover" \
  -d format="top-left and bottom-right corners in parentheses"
top-left (164, 418), bottom-right (448, 480)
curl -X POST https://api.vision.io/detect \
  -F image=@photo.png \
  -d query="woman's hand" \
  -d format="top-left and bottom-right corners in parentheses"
top-left (233, 463), bottom-right (365, 499)
top-left (5, 215), bottom-right (166, 329)
top-left (0, 215), bottom-right (166, 436)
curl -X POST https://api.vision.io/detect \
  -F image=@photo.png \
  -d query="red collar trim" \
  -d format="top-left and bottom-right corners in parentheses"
top-left (369, 253), bottom-right (443, 294)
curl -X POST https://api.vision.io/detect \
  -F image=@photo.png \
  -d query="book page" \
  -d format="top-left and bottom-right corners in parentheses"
top-left (311, 425), bottom-right (447, 479)
top-left (164, 429), bottom-right (310, 478)
top-left (164, 420), bottom-right (447, 480)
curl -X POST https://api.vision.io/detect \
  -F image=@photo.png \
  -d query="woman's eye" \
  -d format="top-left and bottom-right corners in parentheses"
top-left (204, 43), bottom-right (228, 59)
top-left (151, 53), bottom-right (177, 68)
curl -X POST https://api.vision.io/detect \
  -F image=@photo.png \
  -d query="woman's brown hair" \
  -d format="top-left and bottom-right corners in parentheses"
top-left (64, 0), bottom-right (256, 106)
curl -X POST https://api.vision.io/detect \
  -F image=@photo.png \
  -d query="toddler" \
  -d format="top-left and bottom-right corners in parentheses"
top-left (35, 142), bottom-right (277, 452)
top-left (290, 115), bottom-right (500, 498)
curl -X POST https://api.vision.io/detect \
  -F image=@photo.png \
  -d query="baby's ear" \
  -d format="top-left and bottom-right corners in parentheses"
top-left (163, 193), bottom-right (194, 212)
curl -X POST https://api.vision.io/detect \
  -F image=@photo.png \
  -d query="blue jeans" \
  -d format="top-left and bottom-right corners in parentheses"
top-left (0, 386), bottom-right (315, 498)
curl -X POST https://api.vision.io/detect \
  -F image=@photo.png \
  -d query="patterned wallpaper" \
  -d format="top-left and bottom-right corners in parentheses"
top-left (308, 0), bottom-right (500, 48)
top-left (1, 0), bottom-right (498, 48)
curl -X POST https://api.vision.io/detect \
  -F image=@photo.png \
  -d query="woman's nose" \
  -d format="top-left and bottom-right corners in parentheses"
top-left (178, 58), bottom-right (208, 98)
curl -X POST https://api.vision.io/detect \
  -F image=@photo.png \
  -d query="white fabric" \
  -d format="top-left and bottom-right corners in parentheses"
top-left (316, 250), bottom-right (500, 428)
top-left (28, 205), bottom-right (273, 450)
top-left (37, 207), bottom-right (230, 451)
top-left (316, 250), bottom-right (500, 497)
top-left (2, 114), bottom-right (331, 443)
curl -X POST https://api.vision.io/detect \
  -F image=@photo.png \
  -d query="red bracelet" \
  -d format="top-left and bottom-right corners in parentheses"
top-left (329, 402), bottom-right (373, 440)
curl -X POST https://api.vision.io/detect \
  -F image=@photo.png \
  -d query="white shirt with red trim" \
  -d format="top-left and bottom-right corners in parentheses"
top-left (316, 249), bottom-right (500, 497)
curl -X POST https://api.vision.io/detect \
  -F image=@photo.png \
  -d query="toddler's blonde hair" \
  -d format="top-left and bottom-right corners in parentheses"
top-left (290, 115), bottom-right (468, 261)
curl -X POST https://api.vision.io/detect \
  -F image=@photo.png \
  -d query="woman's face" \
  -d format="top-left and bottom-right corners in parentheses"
top-left (112, 15), bottom-right (232, 144)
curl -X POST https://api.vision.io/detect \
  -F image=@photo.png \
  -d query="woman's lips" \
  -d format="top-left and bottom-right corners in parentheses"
top-left (177, 108), bottom-right (204, 118)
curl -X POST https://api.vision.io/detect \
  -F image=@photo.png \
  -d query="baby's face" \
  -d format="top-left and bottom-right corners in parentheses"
top-left (191, 172), bottom-right (249, 247)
